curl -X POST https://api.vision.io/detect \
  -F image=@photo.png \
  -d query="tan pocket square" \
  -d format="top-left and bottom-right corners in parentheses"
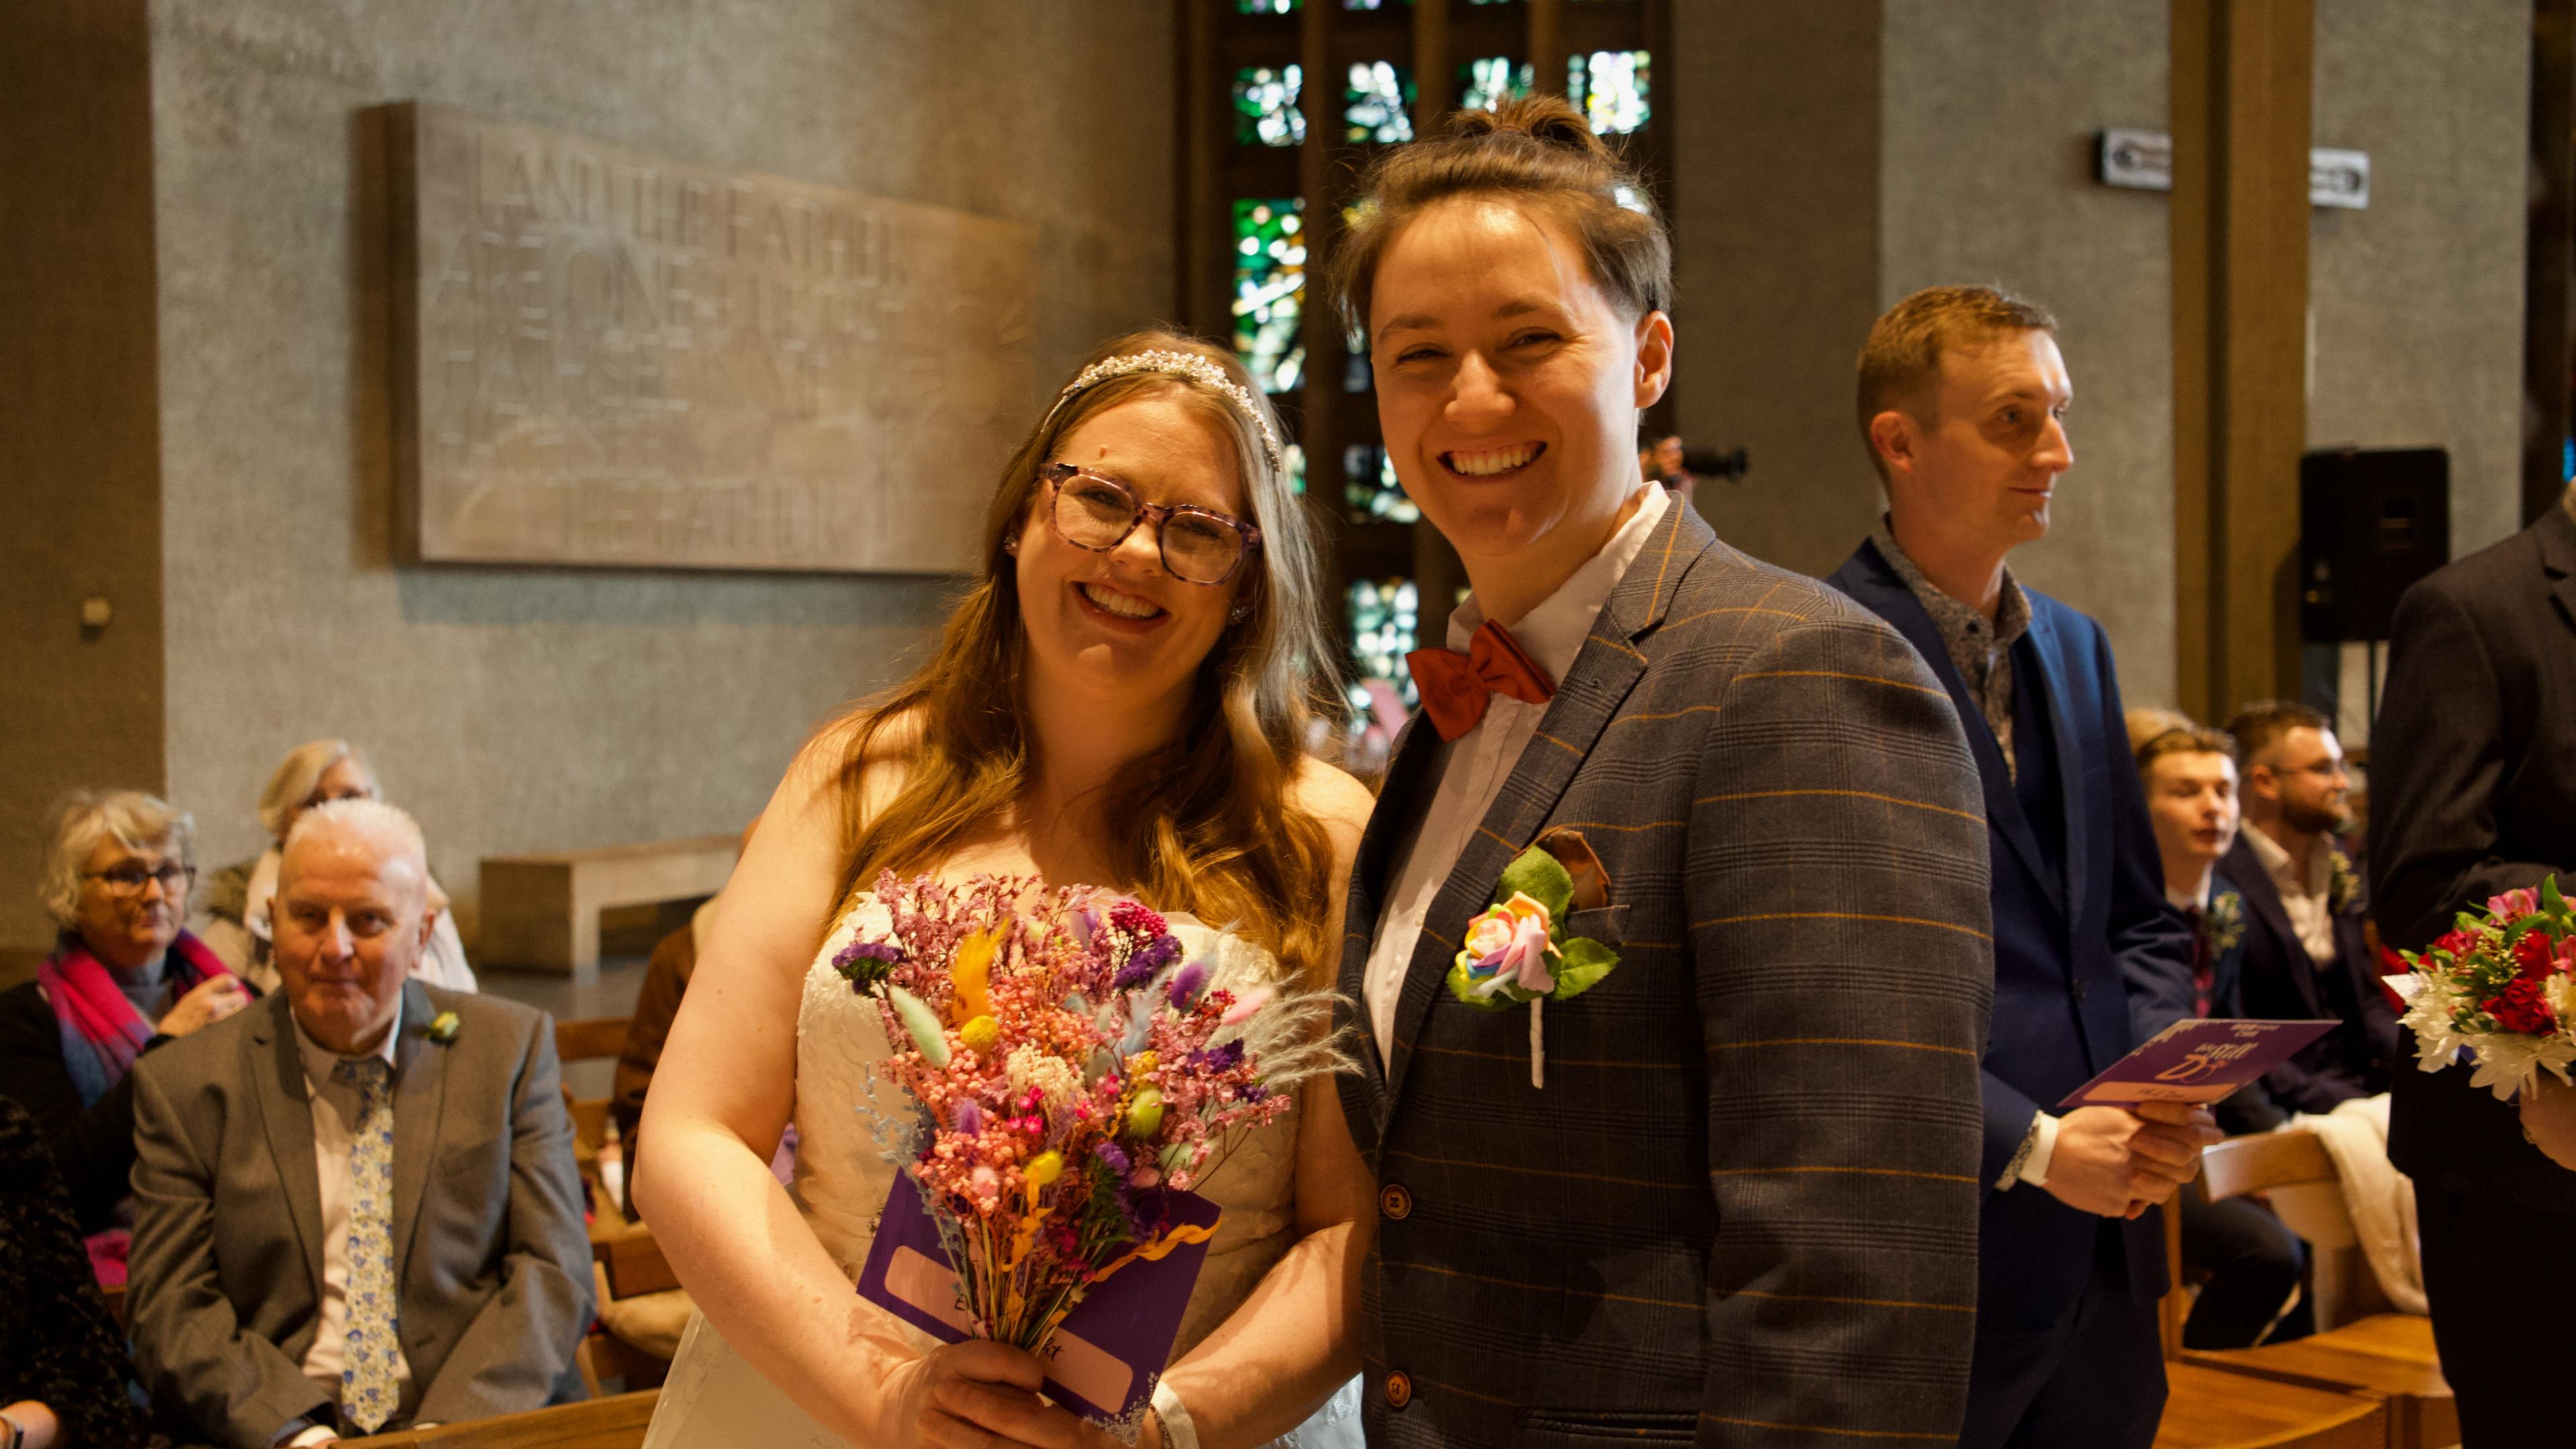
top-left (1534, 826), bottom-right (1613, 912)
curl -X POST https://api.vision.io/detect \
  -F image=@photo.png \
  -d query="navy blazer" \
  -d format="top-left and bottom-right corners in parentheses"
top-left (1830, 539), bottom-right (2195, 1331)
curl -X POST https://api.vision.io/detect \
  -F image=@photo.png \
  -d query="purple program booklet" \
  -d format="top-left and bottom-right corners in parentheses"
top-left (2055, 1018), bottom-right (2339, 1108)
top-left (855, 1166), bottom-right (1220, 1422)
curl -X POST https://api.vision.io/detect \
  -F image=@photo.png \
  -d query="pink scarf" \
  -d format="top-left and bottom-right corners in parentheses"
top-left (37, 930), bottom-right (234, 1105)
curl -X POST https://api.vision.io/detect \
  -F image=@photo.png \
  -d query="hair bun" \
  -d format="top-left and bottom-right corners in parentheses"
top-left (1446, 95), bottom-right (1612, 162)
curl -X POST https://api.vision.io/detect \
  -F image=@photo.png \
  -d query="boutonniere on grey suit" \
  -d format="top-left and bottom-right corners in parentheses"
top-left (426, 1010), bottom-right (462, 1044)
top-left (1444, 831), bottom-right (1621, 1088)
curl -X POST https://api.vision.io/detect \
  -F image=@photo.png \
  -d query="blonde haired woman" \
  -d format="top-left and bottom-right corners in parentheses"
top-left (198, 739), bottom-right (476, 993)
top-left (638, 331), bottom-right (1374, 1448)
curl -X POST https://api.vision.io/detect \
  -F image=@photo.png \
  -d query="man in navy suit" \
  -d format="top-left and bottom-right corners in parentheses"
top-left (2218, 701), bottom-right (2397, 1114)
top-left (1827, 286), bottom-right (2214, 1449)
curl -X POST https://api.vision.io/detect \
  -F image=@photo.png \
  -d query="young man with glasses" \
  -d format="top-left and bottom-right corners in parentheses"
top-left (2216, 702), bottom-right (2397, 1115)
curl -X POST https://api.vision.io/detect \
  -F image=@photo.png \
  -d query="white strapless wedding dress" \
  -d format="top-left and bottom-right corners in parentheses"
top-left (642, 896), bottom-right (1362, 1448)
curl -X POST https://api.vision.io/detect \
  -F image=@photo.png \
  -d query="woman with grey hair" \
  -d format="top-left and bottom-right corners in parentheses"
top-left (0, 791), bottom-right (249, 1277)
top-left (198, 739), bottom-right (476, 993)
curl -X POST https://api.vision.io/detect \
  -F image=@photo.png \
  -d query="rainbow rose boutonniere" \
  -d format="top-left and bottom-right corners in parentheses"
top-left (426, 1010), bottom-right (462, 1045)
top-left (1445, 845), bottom-right (1620, 1089)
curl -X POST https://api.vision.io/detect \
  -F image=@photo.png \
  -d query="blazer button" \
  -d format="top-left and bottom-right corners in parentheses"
top-left (2072, 978), bottom-right (2089, 1001)
top-left (1385, 1371), bottom-right (1413, 1410)
top-left (1379, 1183), bottom-right (1412, 1220)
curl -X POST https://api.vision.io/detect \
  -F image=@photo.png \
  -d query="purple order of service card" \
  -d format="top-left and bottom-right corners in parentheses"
top-left (2056, 1018), bottom-right (2339, 1108)
top-left (855, 1166), bottom-right (1220, 1422)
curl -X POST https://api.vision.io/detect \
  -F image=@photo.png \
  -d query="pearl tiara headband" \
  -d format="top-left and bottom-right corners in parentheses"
top-left (1042, 350), bottom-right (1287, 476)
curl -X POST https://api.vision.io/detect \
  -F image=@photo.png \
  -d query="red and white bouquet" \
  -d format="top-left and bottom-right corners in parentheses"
top-left (830, 871), bottom-right (1336, 1356)
top-left (2388, 876), bottom-right (2576, 1101)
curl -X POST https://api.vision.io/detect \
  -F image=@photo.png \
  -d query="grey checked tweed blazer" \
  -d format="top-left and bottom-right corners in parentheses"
top-left (127, 982), bottom-right (592, 1448)
top-left (1334, 495), bottom-right (1993, 1447)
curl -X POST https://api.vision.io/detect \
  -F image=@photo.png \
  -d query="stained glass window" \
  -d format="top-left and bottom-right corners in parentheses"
top-left (1570, 49), bottom-right (1650, 135)
top-left (1343, 0), bottom-right (1414, 8)
top-left (1459, 56), bottom-right (1534, 113)
top-left (1347, 578), bottom-right (1421, 712)
top-left (1236, 0), bottom-right (1298, 13)
top-left (1232, 199), bottom-right (1305, 395)
top-left (1342, 444), bottom-right (1420, 523)
top-left (1344, 62), bottom-right (1413, 144)
top-left (1232, 66), bottom-right (1304, 148)
top-left (1283, 442), bottom-right (1307, 496)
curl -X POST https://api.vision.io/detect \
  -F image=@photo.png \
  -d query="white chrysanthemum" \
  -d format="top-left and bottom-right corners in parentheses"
top-left (1006, 1044), bottom-right (1081, 1110)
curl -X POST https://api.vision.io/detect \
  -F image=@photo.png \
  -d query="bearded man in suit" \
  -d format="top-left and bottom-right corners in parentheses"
top-left (127, 799), bottom-right (591, 1447)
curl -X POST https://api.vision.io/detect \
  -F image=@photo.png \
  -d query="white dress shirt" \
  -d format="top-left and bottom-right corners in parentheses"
top-left (286, 1002), bottom-right (415, 1442)
top-left (2241, 822), bottom-right (2340, 966)
top-left (1362, 486), bottom-right (1668, 1055)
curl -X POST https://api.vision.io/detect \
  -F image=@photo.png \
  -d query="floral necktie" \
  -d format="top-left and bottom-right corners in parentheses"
top-left (331, 1056), bottom-right (400, 1434)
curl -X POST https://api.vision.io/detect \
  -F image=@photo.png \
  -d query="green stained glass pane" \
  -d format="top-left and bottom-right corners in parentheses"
top-left (1236, 0), bottom-right (1299, 13)
top-left (1232, 198), bottom-right (1306, 395)
top-left (1458, 56), bottom-right (1534, 113)
top-left (1347, 577), bottom-right (1421, 712)
top-left (1344, 62), bottom-right (1414, 144)
top-left (1570, 49), bottom-right (1650, 135)
top-left (1342, 444), bottom-right (1419, 523)
top-left (1283, 442), bottom-right (1307, 496)
top-left (1232, 65), bottom-right (1305, 147)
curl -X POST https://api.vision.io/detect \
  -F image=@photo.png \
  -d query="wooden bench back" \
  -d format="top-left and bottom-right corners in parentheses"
top-left (339, 1389), bottom-right (657, 1446)
top-left (2200, 1130), bottom-right (2338, 1202)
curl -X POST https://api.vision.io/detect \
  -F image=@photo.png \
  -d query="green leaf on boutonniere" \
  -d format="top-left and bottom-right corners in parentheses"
top-left (1547, 936), bottom-right (1620, 1000)
top-left (427, 1010), bottom-right (462, 1044)
top-left (1496, 847), bottom-right (1575, 924)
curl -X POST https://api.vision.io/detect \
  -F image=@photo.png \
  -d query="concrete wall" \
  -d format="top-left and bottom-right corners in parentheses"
top-left (1668, 0), bottom-right (1884, 582)
top-left (0, 1), bottom-right (170, 951)
top-left (2308, 0), bottom-right (2529, 558)
top-left (132, 0), bottom-right (1175, 949)
top-left (1881, 0), bottom-right (2178, 710)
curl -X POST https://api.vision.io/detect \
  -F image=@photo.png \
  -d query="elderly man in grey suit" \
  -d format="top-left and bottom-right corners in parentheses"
top-left (127, 798), bottom-right (591, 1448)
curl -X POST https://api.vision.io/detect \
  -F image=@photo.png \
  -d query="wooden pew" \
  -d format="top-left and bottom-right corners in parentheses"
top-left (338, 1390), bottom-right (656, 1448)
top-left (2181, 1132), bottom-right (2457, 1449)
top-left (2153, 1162), bottom-right (2392, 1449)
top-left (482, 836), bottom-right (739, 975)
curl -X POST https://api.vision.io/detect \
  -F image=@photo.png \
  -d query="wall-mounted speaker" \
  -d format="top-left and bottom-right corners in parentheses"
top-left (2299, 447), bottom-right (2450, 643)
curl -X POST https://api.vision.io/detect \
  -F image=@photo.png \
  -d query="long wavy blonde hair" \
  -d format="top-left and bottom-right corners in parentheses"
top-left (829, 329), bottom-right (1343, 983)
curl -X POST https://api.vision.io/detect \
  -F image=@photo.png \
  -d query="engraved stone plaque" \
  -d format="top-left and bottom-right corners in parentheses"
top-left (387, 103), bottom-right (1033, 572)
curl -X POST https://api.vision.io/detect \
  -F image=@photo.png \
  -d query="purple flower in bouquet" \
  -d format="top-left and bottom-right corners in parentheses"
top-left (1115, 934), bottom-right (1180, 990)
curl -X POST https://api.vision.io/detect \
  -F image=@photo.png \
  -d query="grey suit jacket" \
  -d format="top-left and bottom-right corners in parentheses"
top-left (127, 981), bottom-right (593, 1448)
top-left (1334, 496), bottom-right (1994, 1446)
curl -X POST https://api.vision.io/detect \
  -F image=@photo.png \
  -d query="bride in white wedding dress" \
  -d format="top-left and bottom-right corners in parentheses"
top-left (635, 332), bottom-right (1377, 1449)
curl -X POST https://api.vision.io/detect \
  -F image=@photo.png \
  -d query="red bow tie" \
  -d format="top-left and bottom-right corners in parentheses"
top-left (1407, 621), bottom-right (1556, 741)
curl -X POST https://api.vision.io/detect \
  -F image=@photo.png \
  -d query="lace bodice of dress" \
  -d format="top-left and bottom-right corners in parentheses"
top-left (788, 894), bottom-right (1302, 1360)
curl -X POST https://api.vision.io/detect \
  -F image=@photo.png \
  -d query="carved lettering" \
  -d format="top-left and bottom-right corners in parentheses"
top-left (393, 103), bottom-right (1032, 572)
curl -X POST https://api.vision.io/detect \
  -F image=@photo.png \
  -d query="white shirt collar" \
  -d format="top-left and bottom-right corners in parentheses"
top-left (2239, 819), bottom-right (2326, 894)
top-left (1446, 485), bottom-right (1671, 684)
top-left (2166, 876), bottom-right (2212, 913)
top-left (291, 992), bottom-right (405, 1087)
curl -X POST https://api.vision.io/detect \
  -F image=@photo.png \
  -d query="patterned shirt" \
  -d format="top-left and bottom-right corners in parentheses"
top-left (290, 1004), bottom-right (415, 1423)
top-left (1872, 518), bottom-right (2032, 780)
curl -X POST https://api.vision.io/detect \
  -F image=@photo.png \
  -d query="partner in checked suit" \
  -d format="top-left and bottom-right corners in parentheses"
top-left (1328, 98), bottom-right (1995, 1446)
top-left (127, 799), bottom-right (591, 1448)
